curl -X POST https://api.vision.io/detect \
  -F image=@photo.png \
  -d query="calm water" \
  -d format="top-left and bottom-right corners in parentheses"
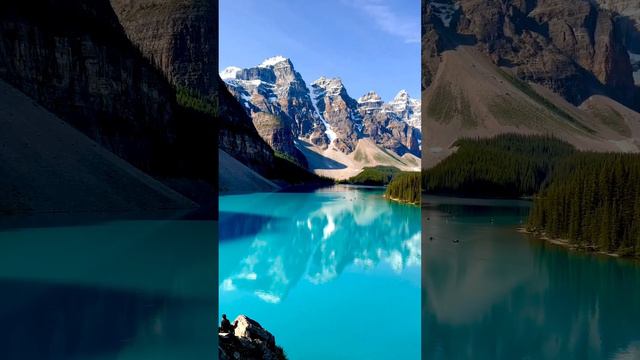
top-left (219, 186), bottom-right (421, 360)
top-left (423, 196), bottom-right (640, 360)
top-left (0, 215), bottom-right (217, 360)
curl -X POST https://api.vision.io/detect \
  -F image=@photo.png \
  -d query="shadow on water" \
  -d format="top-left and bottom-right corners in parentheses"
top-left (422, 196), bottom-right (640, 360)
top-left (218, 212), bottom-right (279, 242)
top-left (0, 209), bottom-right (206, 232)
top-left (0, 217), bottom-right (218, 360)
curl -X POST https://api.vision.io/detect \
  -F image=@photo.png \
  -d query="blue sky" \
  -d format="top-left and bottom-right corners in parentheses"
top-left (219, 0), bottom-right (421, 102)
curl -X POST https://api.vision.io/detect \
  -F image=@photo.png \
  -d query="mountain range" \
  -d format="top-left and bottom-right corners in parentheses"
top-left (423, 0), bottom-right (640, 167)
top-left (221, 56), bottom-right (421, 179)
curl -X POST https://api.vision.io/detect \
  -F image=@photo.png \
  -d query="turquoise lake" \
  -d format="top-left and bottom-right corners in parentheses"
top-left (219, 186), bottom-right (421, 360)
top-left (0, 215), bottom-right (217, 360)
top-left (423, 196), bottom-right (640, 360)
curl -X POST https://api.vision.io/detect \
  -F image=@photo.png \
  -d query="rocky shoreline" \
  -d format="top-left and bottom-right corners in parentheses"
top-left (384, 195), bottom-right (420, 206)
top-left (518, 228), bottom-right (639, 260)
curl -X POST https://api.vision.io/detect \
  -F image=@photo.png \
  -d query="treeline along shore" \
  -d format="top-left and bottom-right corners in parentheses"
top-left (422, 134), bottom-right (640, 258)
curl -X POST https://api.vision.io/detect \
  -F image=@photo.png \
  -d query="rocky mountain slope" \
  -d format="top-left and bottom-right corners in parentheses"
top-left (423, 0), bottom-right (640, 167)
top-left (0, 79), bottom-right (195, 213)
top-left (219, 150), bottom-right (279, 195)
top-left (592, 0), bottom-right (640, 84)
top-left (222, 56), bottom-right (421, 178)
top-left (109, 0), bottom-right (277, 180)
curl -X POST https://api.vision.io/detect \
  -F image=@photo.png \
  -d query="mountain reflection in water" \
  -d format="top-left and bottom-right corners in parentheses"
top-left (423, 196), bottom-right (640, 360)
top-left (219, 186), bottom-right (421, 303)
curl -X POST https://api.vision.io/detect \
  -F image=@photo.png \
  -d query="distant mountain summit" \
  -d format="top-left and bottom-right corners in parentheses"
top-left (221, 56), bottom-right (421, 178)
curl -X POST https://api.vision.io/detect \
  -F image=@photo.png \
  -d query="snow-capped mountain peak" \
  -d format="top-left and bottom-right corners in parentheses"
top-left (358, 91), bottom-right (383, 103)
top-left (258, 55), bottom-right (289, 68)
top-left (357, 91), bottom-right (385, 114)
top-left (312, 77), bottom-right (346, 97)
top-left (221, 55), bottom-right (421, 159)
top-left (220, 66), bottom-right (242, 80)
top-left (384, 90), bottom-right (421, 129)
top-left (394, 89), bottom-right (409, 101)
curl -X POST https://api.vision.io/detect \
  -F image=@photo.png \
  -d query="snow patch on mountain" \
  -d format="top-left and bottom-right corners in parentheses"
top-left (313, 77), bottom-right (345, 97)
top-left (386, 90), bottom-right (421, 129)
top-left (220, 66), bottom-right (242, 80)
top-left (310, 85), bottom-right (337, 143)
top-left (358, 91), bottom-right (385, 114)
top-left (356, 89), bottom-right (422, 130)
top-left (259, 55), bottom-right (288, 68)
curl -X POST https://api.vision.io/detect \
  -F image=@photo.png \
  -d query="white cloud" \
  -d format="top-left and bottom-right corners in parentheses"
top-left (346, 0), bottom-right (420, 43)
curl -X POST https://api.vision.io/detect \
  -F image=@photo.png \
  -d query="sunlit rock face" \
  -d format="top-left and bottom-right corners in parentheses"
top-left (219, 315), bottom-right (286, 360)
top-left (425, 0), bottom-right (638, 108)
top-left (222, 57), bottom-right (326, 164)
top-left (222, 56), bottom-right (422, 159)
top-left (358, 89), bottom-right (422, 156)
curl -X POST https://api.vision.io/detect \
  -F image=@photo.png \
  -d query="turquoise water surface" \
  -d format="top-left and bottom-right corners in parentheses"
top-left (423, 196), bottom-right (640, 360)
top-left (219, 186), bottom-right (421, 360)
top-left (0, 215), bottom-right (217, 360)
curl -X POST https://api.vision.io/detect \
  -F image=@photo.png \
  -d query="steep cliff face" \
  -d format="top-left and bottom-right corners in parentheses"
top-left (111, 0), bottom-right (276, 177)
top-left (216, 76), bottom-right (276, 175)
top-left (423, 0), bottom-right (442, 89)
top-left (109, 0), bottom-right (217, 97)
top-left (425, 0), bottom-right (637, 108)
top-left (0, 0), bottom-right (231, 212)
top-left (0, 0), bottom-right (178, 174)
top-left (592, 0), bottom-right (640, 84)
top-left (311, 77), bottom-right (362, 153)
top-left (223, 57), bottom-right (319, 166)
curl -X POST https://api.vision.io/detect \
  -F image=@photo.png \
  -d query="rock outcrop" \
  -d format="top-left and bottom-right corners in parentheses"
top-left (425, 0), bottom-right (637, 108)
top-left (358, 90), bottom-right (422, 156)
top-left (311, 77), bottom-right (362, 153)
top-left (218, 315), bottom-right (286, 360)
top-left (592, 0), bottom-right (640, 85)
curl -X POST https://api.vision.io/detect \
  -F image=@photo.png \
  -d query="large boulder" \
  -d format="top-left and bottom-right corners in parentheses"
top-left (218, 315), bottom-right (287, 360)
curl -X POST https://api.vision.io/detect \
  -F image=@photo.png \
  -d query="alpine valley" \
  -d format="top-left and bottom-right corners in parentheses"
top-left (422, 1), bottom-right (640, 358)
top-left (221, 56), bottom-right (421, 180)
top-left (423, 0), bottom-right (640, 167)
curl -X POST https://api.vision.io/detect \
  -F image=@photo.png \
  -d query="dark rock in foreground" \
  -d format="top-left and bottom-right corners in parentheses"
top-left (219, 315), bottom-right (287, 360)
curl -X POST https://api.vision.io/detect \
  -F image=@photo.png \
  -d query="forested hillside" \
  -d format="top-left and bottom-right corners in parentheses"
top-left (423, 134), bottom-right (575, 197)
top-left (527, 153), bottom-right (640, 256)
